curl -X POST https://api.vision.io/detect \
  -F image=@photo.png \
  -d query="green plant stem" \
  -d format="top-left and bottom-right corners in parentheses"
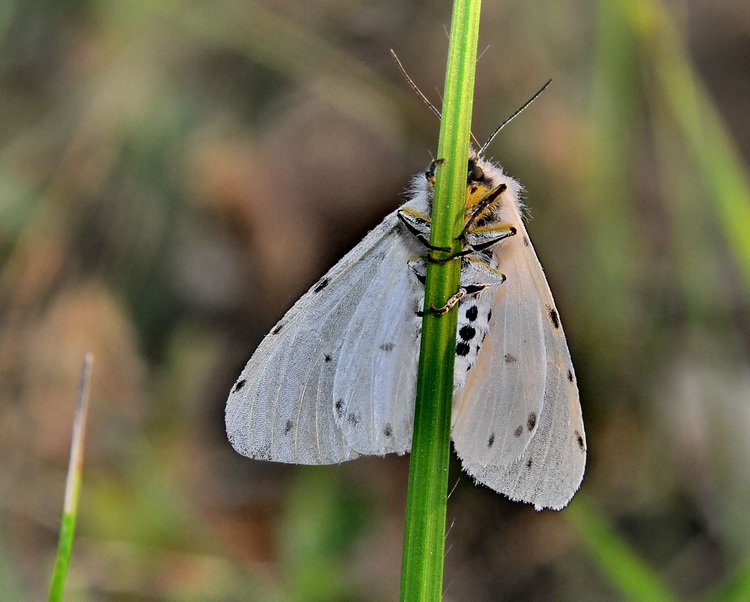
top-left (399, 1), bottom-right (481, 599)
top-left (48, 354), bottom-right (93, 602)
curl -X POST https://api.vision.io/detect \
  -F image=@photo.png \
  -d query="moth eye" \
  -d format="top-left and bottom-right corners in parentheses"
top-left (467, 160), bottom-right (484, 182)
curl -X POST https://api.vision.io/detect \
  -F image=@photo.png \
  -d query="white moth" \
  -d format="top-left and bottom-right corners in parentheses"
top-left (225, 150), bottom-right (586, 511)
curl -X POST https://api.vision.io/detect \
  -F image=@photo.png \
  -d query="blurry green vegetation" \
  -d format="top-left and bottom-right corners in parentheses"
top-left (1, 0), bottom-right (749, 600)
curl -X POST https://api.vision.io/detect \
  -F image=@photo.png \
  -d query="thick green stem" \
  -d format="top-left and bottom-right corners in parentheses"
top-left (399, 1), bottom-right (481, 599)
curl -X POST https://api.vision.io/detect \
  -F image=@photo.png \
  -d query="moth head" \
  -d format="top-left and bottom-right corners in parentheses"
top-left (464, 155), bottom-right (498, 216)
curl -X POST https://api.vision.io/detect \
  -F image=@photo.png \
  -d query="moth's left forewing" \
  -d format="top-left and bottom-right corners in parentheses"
top-left (226, 210), bottom-right (419, 465)
top-left (332, 225), bottom-right (424, 457)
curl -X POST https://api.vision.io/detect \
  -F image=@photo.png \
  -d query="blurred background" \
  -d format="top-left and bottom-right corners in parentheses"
top-left (1, 0), bottom-right (749, 599)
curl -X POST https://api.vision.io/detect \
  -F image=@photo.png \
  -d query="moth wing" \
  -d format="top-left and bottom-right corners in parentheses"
top-left (226, 211), bottom-right (421, 465)
top-left (455, 218), bottom-right (586, 510)
top-left (332, 237), bottom-right (422, 456)
top-left (451, 218), bottom-right (547, 469)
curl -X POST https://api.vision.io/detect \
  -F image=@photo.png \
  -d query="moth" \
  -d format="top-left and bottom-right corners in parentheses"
top-left (225, 139), bottom-right (586, 510)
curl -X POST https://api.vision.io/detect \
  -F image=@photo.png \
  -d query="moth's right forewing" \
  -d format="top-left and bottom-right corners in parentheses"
top-left (458, 215), bottom-right (585, 510)
top-left (226, 210), bottom-right (420, 465)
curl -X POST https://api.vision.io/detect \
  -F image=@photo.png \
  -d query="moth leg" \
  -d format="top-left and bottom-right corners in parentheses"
top-left (429, 256), bottom-right (507, 313)
top-left (431, 289), bottom-right (467, 314)
top-left (461, 183), bottom-right (507, 235)
top-left (430, 282), bottom-right (493, 314)
top-left (407, 256), bottom-right (427, 283)
top-left (462, 256), bottom-right (506, 284)
top-left (462, 223), bottom-right (516, 253)
top-left (427, 247), bottom-right (471, 264)
top-left (397, 209), bottom-right (452, 253)
top-left (425, 223), bottom-right (515, 265)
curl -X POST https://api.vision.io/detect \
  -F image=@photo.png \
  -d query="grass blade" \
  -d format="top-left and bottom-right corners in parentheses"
top-left (48, 353), bottom-right (93, 602)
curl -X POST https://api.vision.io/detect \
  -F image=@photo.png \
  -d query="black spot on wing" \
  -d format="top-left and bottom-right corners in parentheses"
top-left (575, 431), bottom-right (586, 451)
top-left (459, 325), bottom-right (476, 341)
top-left (527, 412), bottom-right (537, 431)
top-left (526, 458), bottom-right (533, 468)
top-left (324, 354), bottom-right (332, 362)
top-left (313, 277), bottom-right (329, 293)
top-left (380, 342), bottom-right (394, 352)
top-left (504, 353), bottom-right (517, 363)
top-left (547, 306), bottom-right (560, 329)
top-left (384, 423), bottom-right (393, 437)
top-left (232, 379), bottom-right (246, 393)
top-left (456, 342), bottom-right (471, 357)
top-left (465, 305), bottom-right (478, 322)
top-left (567, 369), bottom-right (574, 382)
top-left (284, 420), bottom-right (293, 434)
top-left (488, 433), bottom-right (495, 448)
top-left (335, 399), bottom-right (345, 418)
top-left (523, 236), bottom-right (530, 247)
top-left (272, 324), bottom-right (284, 335)
top-left (487, 309), bottom-right (492, 322)
top-left (347, 413), bottom-right (360, 426)
top-left (514, 425), bottom-right (523, 437)
top-left (254, 444), bottom-right (272, 461)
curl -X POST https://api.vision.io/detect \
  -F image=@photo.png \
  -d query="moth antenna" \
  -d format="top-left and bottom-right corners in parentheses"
top-left (477, 79), bottom-right (552, 156)
top-left (390, 49), bottom-right (442, 121)
top-left (391, 49), bottom-right (482, 150)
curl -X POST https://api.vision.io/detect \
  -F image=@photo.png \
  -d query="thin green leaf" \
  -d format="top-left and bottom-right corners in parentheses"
top-left (48, 353), bottom-right (93, 602)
